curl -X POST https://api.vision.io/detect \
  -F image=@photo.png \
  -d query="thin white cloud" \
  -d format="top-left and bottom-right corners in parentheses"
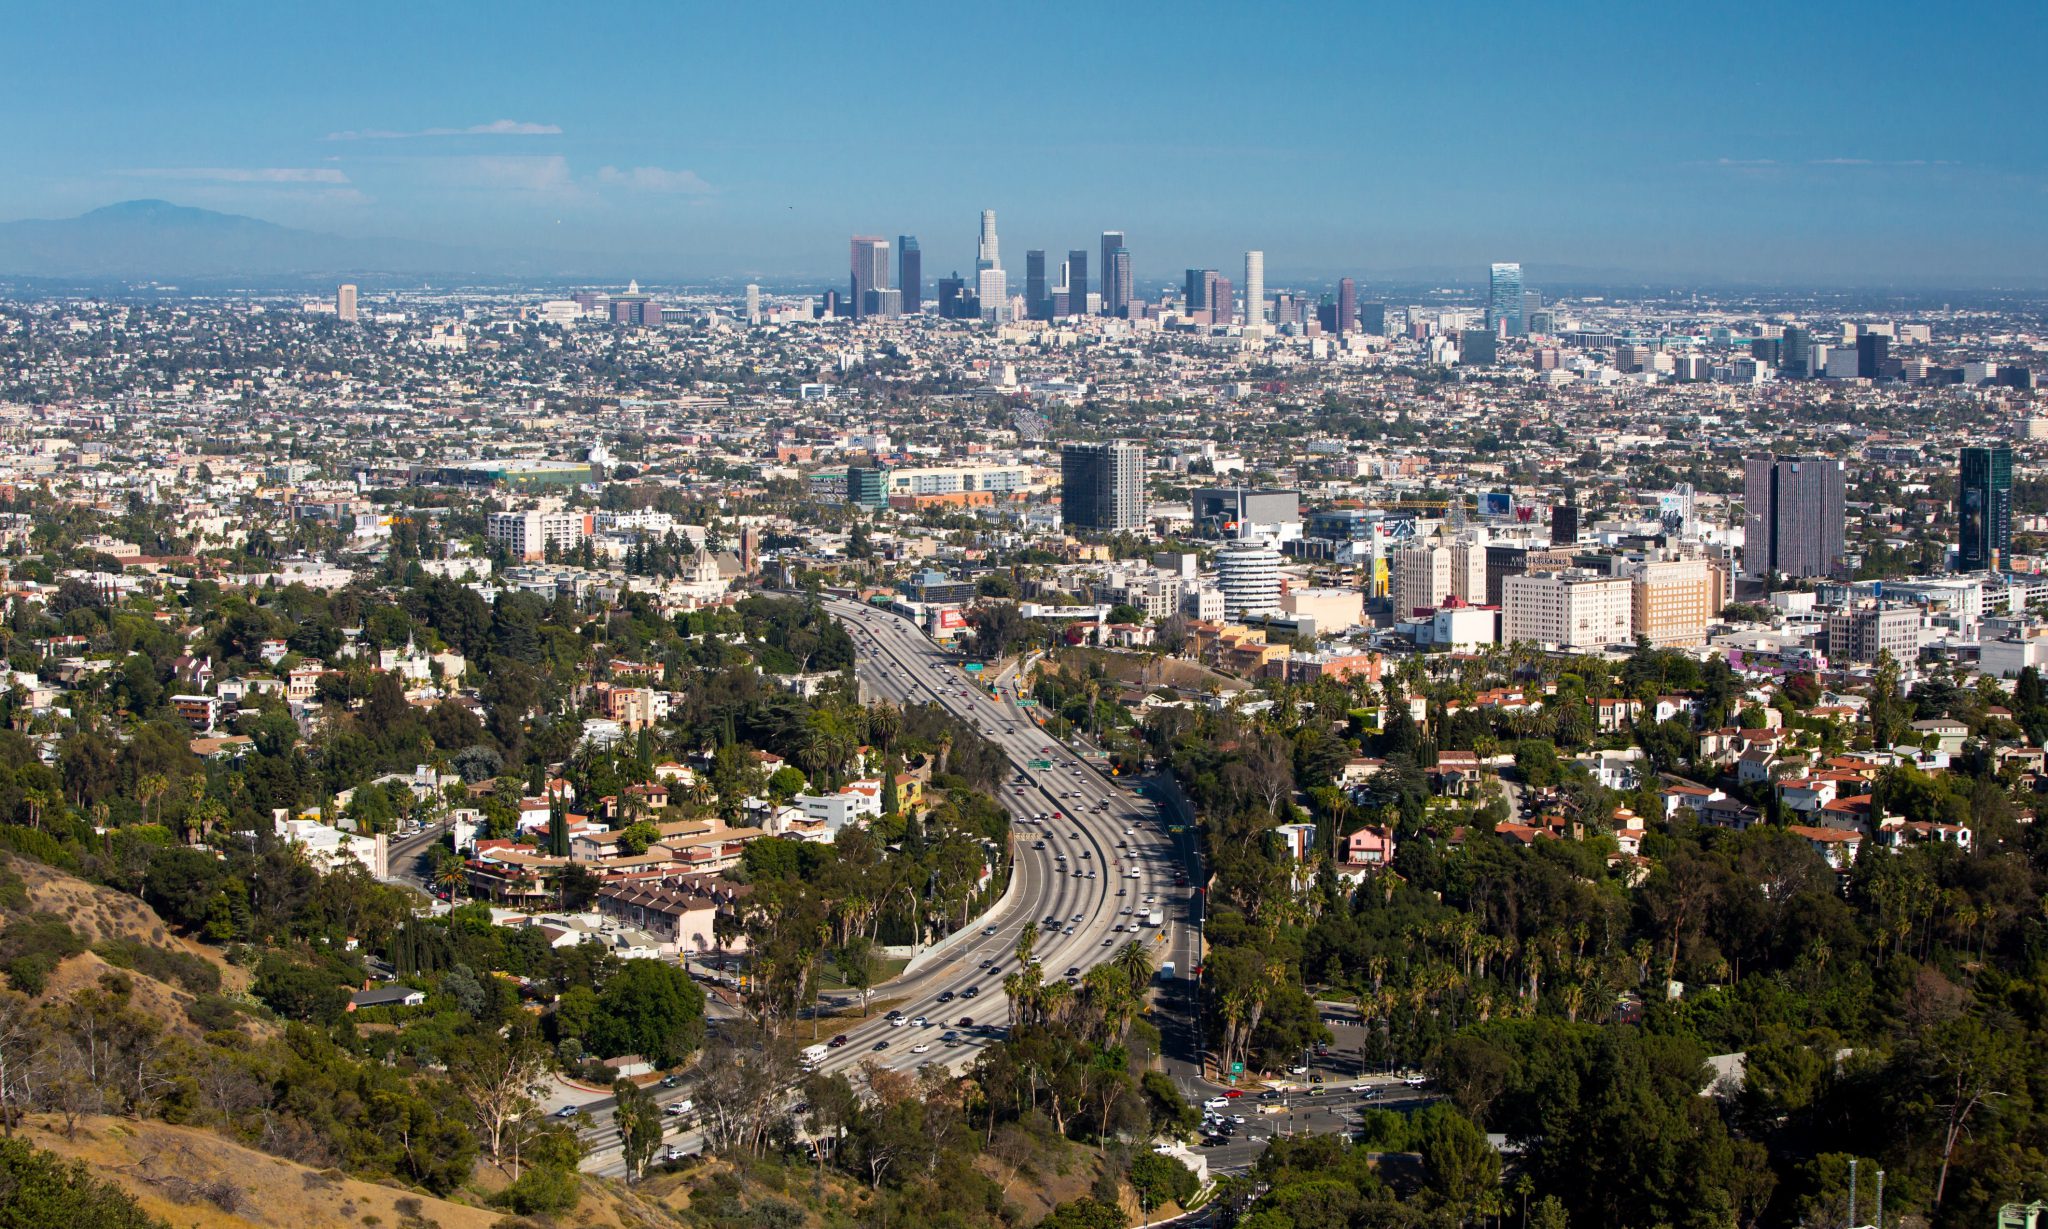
top-left (423, 153), bottom-right (579, 195)
top-left (596, 165), bottom-right (715, 194)
top-left (326, 119), bottom-right (561, 140)
top-left (119, 167), bottom-right (350, 184)
top-left (1808, 157), bottom-right (1958, 167)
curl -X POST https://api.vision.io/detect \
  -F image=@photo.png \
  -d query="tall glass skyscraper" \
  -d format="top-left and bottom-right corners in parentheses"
top-left (1061, 441), bottom-right (1145, 531)
top-left (1066, 249), bottom-right (1089, 315)
top-left (1488, 262), bottom-right (1524, 335)
top-left (1243, 250), bottom-right (1265, 335)
top-left (1101, 231), bottom-right (1128, 317)
top-left (1025, 249), bottom-right (1048, 319)
top-left (897, 236), bottom-right (921, 316)
top-left (1959, 444), bottom-right (2014, 572)
top-left (850, 236), bottom-right (889, 319)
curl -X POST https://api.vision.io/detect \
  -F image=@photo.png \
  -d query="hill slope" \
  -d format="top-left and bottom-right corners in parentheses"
top-left (0, 200), bottom-right (530, 280)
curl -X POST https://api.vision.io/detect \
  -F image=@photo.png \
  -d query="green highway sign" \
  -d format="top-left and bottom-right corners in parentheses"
top-left (1014, 698), bottom-right (1037, 707)
top-left (1230, 1062), bottom-right (1244, 1073)
top-left (964, 662), bottom-right (984, 673)
top-left (1029, 759), bottom-right (1052, 770)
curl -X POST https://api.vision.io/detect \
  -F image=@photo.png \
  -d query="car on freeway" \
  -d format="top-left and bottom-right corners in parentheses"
top-left (961, 985), bottom-right (979, 998)
top-left (828, 1034), bottom-right (849, 1048)
top-left (1065, 966), bottom-right (1082, 977)
top-left (911, 1042), bottom-right (931, 1054)
top-left (885, 1009), bottom-right (902, 1020)
top-left (1203, 1097), bottom-right (1229, 1110)
top-left (936, 990), bottom-right (955, 1003)
top-left (911, 1015), bottom-right (927, 1027)
top-left (1102, 937), bottom-right (1114, 946)
top-left (1403, 1075), bottom-right (1428, 1087)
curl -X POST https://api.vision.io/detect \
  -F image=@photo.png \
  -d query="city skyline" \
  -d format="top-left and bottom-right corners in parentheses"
top-left (2, 2), bottom-right (2043, 286)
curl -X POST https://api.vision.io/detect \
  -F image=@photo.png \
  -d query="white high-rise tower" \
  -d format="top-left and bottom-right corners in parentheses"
top-left (977, 209), bottom-right (1000, 271)
top-left (1243, 250), bottom-right (1265, 337)
top-left (977, 209), bottom-right (1008, 323)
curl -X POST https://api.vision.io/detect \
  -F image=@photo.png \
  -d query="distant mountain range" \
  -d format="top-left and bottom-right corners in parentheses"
top-left (0, 199), bottom-right (582, 284)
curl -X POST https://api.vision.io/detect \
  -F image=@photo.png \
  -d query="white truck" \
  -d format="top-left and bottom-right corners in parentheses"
top-left (1158, 961), bottom-right (1176, 981)
top-left (799, 1043), bottom-right (830, 1070)
top-left (1146, 908), bottom-right (1164, 927)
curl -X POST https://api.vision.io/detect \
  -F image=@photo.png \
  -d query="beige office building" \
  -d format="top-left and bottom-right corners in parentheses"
top-left (1630, 557), bottom-right (1727, 647)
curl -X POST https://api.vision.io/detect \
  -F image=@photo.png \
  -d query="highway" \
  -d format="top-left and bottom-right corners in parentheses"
top-left (810, 595), bottom-right (1201, 1075)
top-left (577, 597), bottom-right (1203, 1174)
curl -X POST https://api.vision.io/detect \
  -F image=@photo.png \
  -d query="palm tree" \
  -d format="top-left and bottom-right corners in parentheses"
top-left (136, 773), bottom-right (169, 824)
top-left (1113, 940), bottom-right (1153, 995)
top-left (1013, 927), bottom-right (1038, 969)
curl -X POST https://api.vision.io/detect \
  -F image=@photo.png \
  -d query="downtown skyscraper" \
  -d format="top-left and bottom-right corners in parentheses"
top-left (897, 236), bottom-right (921, 316)
top-left (1066, 248), bottom-right (1089, 316)
top-left (1025, 249), bottom-right (1048, 320)
top-left (1488, 262), bottom-right (1524, 335)
top-left (1100, 231), bottom-right (1129, 317)
top-left (1243, 250), bottom-right (1265, 335)
top-left (850, 236), bottom-right (889, 319)
top-left (1337, 277), bottom-right (1357, 334)
top-left (975, 210), bottom-right (1007, 323)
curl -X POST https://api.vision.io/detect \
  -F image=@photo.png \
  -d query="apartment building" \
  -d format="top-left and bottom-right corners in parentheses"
top-left (486, 510), bottom-right (595, 562)
top-left (1503, 569), bottom-right (1634, 651)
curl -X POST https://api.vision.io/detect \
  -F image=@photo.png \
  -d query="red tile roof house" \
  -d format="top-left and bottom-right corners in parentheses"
top-left (1786, 824), bottom-right (1864, 869)
top-left (1431, 751), bottom-right (1483, 797)
top-left (1658, 777), bottom-right (1724, 820)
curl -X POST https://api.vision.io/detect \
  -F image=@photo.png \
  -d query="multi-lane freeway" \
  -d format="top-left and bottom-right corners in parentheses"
top-left (807, 595), bottom-right (1203, 1074)
top-left (577, 597), bottom-right (1204, 1174)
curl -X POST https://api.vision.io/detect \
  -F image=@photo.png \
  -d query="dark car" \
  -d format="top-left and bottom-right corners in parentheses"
top-left (873, 1040), bottom-right (891, 1052)
top-left (936, 990), bottom-right (955, 1003)
top-left (957, 1016), bottom-right (974, 1027)
top-left (828, 1034), bottom-right (849, 1048)
top-left (1065, 966), bottom-right (1081, 977)
top-left (961, 985), bottom-right (980, 998)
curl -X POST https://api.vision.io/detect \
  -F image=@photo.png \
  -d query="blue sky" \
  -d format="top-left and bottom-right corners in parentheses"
top-left (2, 1), bottom-right (2043, 286)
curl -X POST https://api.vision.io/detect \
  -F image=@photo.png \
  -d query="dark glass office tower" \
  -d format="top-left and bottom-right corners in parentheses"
top-left (1105, 248), bottom-right (1132, 318)
top-left (1025, 249), bottom-right (1048, 319)
top-left (1184, 268), bottom-right (1207, 313)
top-left (1857, 332), bottom-right (1890, 379)
top-left (1959, 444), bottom-right (2014, 572)
top-left (1066, 249), bottom-right (1089, 315)
top-left (1337, 277), bottom-right (1357, 333)
top-left (1060, 441), bottom-right (1145, 530)
top-left (897, 236), bottom-right (921, 316)
top-left (1100, 231), bottom-right (1127, 316)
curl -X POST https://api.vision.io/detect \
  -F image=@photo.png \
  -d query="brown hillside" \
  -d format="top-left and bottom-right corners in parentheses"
top-left (23, 1114), bottom-right (671, 1229)
top-left (2, 853), bottom-right (259, 1038)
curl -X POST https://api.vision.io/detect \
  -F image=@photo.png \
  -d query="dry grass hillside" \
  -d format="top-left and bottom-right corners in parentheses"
top-left (22, 1115), bottom-right (685, 1229)
top-left (1, 852), bottom-right (259, 1037)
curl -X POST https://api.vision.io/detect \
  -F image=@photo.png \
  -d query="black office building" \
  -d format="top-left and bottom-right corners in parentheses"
top-left (898, 236), bottom-right (922, 316)
top-left (936, 274), bottom-right (967, 319)
top-left (1360, 303), bottom-right (1387, 335)
top-left (1066, 249), bottom-right (1089, 315)
top-left (1857, 332), bottom-right (1890, 379)
top-left (1184, 268), bottom-right (1208, 312)
top-left (1025, 249), bottom-right (1049, 320)
top-left (1551, 504), bottom-right (1580, 546)
top-left (1958, 444), bottom-right (2014, 572)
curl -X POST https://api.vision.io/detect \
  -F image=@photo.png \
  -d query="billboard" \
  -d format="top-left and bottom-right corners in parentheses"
top-left (1480, 491), bottom-right (1514, 518)
top-left (937, 608), bottom-right (968, 630)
